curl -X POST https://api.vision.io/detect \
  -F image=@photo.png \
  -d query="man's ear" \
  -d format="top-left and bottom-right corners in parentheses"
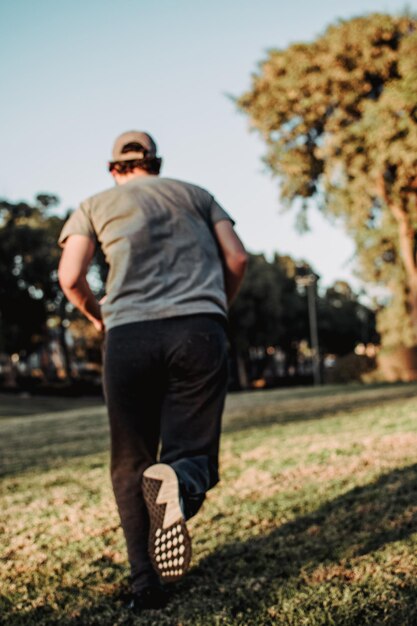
top-left (109, 166), bottom-right (120, 184)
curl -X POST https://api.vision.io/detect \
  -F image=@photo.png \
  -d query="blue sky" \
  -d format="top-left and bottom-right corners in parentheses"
top-left (0, 0), bottom-right (414, 289)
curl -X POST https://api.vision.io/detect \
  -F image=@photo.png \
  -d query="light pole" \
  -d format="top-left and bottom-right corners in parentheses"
top-left (296, 267), bottom-right (321, 386)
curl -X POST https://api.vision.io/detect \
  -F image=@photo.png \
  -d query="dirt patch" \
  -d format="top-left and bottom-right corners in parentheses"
top-left (229, 467), bottom-right (275, 496)
top-left (305, 551), bottom-right (417, 585)
top-left (225, 432), bottom-right (417, 499)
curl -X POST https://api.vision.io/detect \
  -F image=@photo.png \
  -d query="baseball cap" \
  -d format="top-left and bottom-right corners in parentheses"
top-left (111, 131), bottom-right (158, 162)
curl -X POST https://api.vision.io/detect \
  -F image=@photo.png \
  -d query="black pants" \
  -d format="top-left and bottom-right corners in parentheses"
top-left (103, 314), bottom-right (229, 591)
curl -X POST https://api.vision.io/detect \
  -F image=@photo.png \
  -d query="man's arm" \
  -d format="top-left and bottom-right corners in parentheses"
top-left (213, 220), bottom-right (248, 305)
top-left (58, 234), bottom-right (104, 331)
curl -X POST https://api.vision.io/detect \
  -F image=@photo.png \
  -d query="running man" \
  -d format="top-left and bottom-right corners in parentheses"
top-left (58, 131), bottom-right (247, 610)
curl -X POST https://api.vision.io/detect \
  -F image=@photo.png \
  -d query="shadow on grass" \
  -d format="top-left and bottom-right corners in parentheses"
top-left (186, 462), bottom-right (417, 625)
top-left (0, 409), bottom-right (109, 478)
top-left (9, 464), bottom-right (417, 625)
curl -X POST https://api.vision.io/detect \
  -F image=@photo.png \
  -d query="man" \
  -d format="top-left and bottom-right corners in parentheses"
top-left (58, 131), bottom-right (247, 610)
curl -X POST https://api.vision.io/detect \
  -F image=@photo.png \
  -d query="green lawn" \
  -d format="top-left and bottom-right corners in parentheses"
top-left (1, 383), bottom-right (417, 625)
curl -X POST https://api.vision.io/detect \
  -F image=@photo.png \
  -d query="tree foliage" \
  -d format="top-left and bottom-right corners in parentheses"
top-left (319, 280), bottom-right (378, 356)
top-left (230, 254), bottom-right (376, 370)
top-left (238, 13), bottom-right (417, 347)
top-left (0, 195), bottom-right (65, 354)
top-left (229, 253), bottom-right (315, 355)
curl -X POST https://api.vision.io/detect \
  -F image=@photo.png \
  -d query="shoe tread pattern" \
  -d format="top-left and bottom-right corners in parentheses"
top-left (143, 469), bottom-right (192, 583)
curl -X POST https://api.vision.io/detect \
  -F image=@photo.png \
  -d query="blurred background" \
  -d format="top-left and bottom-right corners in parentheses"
top-left (1, 0), bottom-right (417, 394)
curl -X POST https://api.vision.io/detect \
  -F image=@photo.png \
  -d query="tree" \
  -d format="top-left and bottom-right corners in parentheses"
top-left (318, 280), bottom-right (378, 356)
top-left (238, 13), bottom-right (417, 348)
top-left (229, 253), bottom-right (378, 387)
top-left (229, 253), bottom-right (307, 386)
top-left (0, 194), bottom-right (64, 356)
top-left (0, 194), bottom-right (109, 384)
top-left (230, 254), bottom-right (285, 353)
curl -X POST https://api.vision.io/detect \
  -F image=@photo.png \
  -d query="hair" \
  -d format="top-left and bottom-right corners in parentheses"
top-left (108, 157), bottom-right (162, 175)
top-left (108, 141), bottom-right (162, 175)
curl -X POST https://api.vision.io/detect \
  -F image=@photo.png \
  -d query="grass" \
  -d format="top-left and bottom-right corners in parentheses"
top-left (1, 382), bottom-right (417, 625)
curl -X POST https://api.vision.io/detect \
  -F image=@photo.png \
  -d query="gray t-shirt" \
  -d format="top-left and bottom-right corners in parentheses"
top-left (59, 176), bottom-right (234, 330)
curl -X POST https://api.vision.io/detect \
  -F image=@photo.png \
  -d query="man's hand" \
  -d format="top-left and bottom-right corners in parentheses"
top-left (92, 318), bottom-right (105, 333)
top-left (91, 295), bottom-right (108, 332)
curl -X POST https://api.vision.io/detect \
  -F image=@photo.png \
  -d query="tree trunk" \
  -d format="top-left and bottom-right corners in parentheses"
top-left (387, 200), bottom-right (417, 333)
top-left (58, 298), bottom-right (73, 382)
top-left (377, 175), bottom-right (417, 335)
top-left (236, 354), bottom-right (249, 389)
top-left (4, 355), bottom-right (17, 388)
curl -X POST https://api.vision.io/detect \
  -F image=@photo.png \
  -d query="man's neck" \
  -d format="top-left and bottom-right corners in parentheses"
top-left (114, 169), bottom-right (154, 186)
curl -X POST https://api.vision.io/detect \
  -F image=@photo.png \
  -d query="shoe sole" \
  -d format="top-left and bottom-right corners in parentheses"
top-left (142, 463), bottom-right (192, 582)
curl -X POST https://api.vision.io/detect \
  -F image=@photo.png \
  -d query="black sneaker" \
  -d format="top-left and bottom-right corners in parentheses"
top-left (142, 463), bottom-right (192, 582)
top-left (127, 584), bottom-right (169, 611)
